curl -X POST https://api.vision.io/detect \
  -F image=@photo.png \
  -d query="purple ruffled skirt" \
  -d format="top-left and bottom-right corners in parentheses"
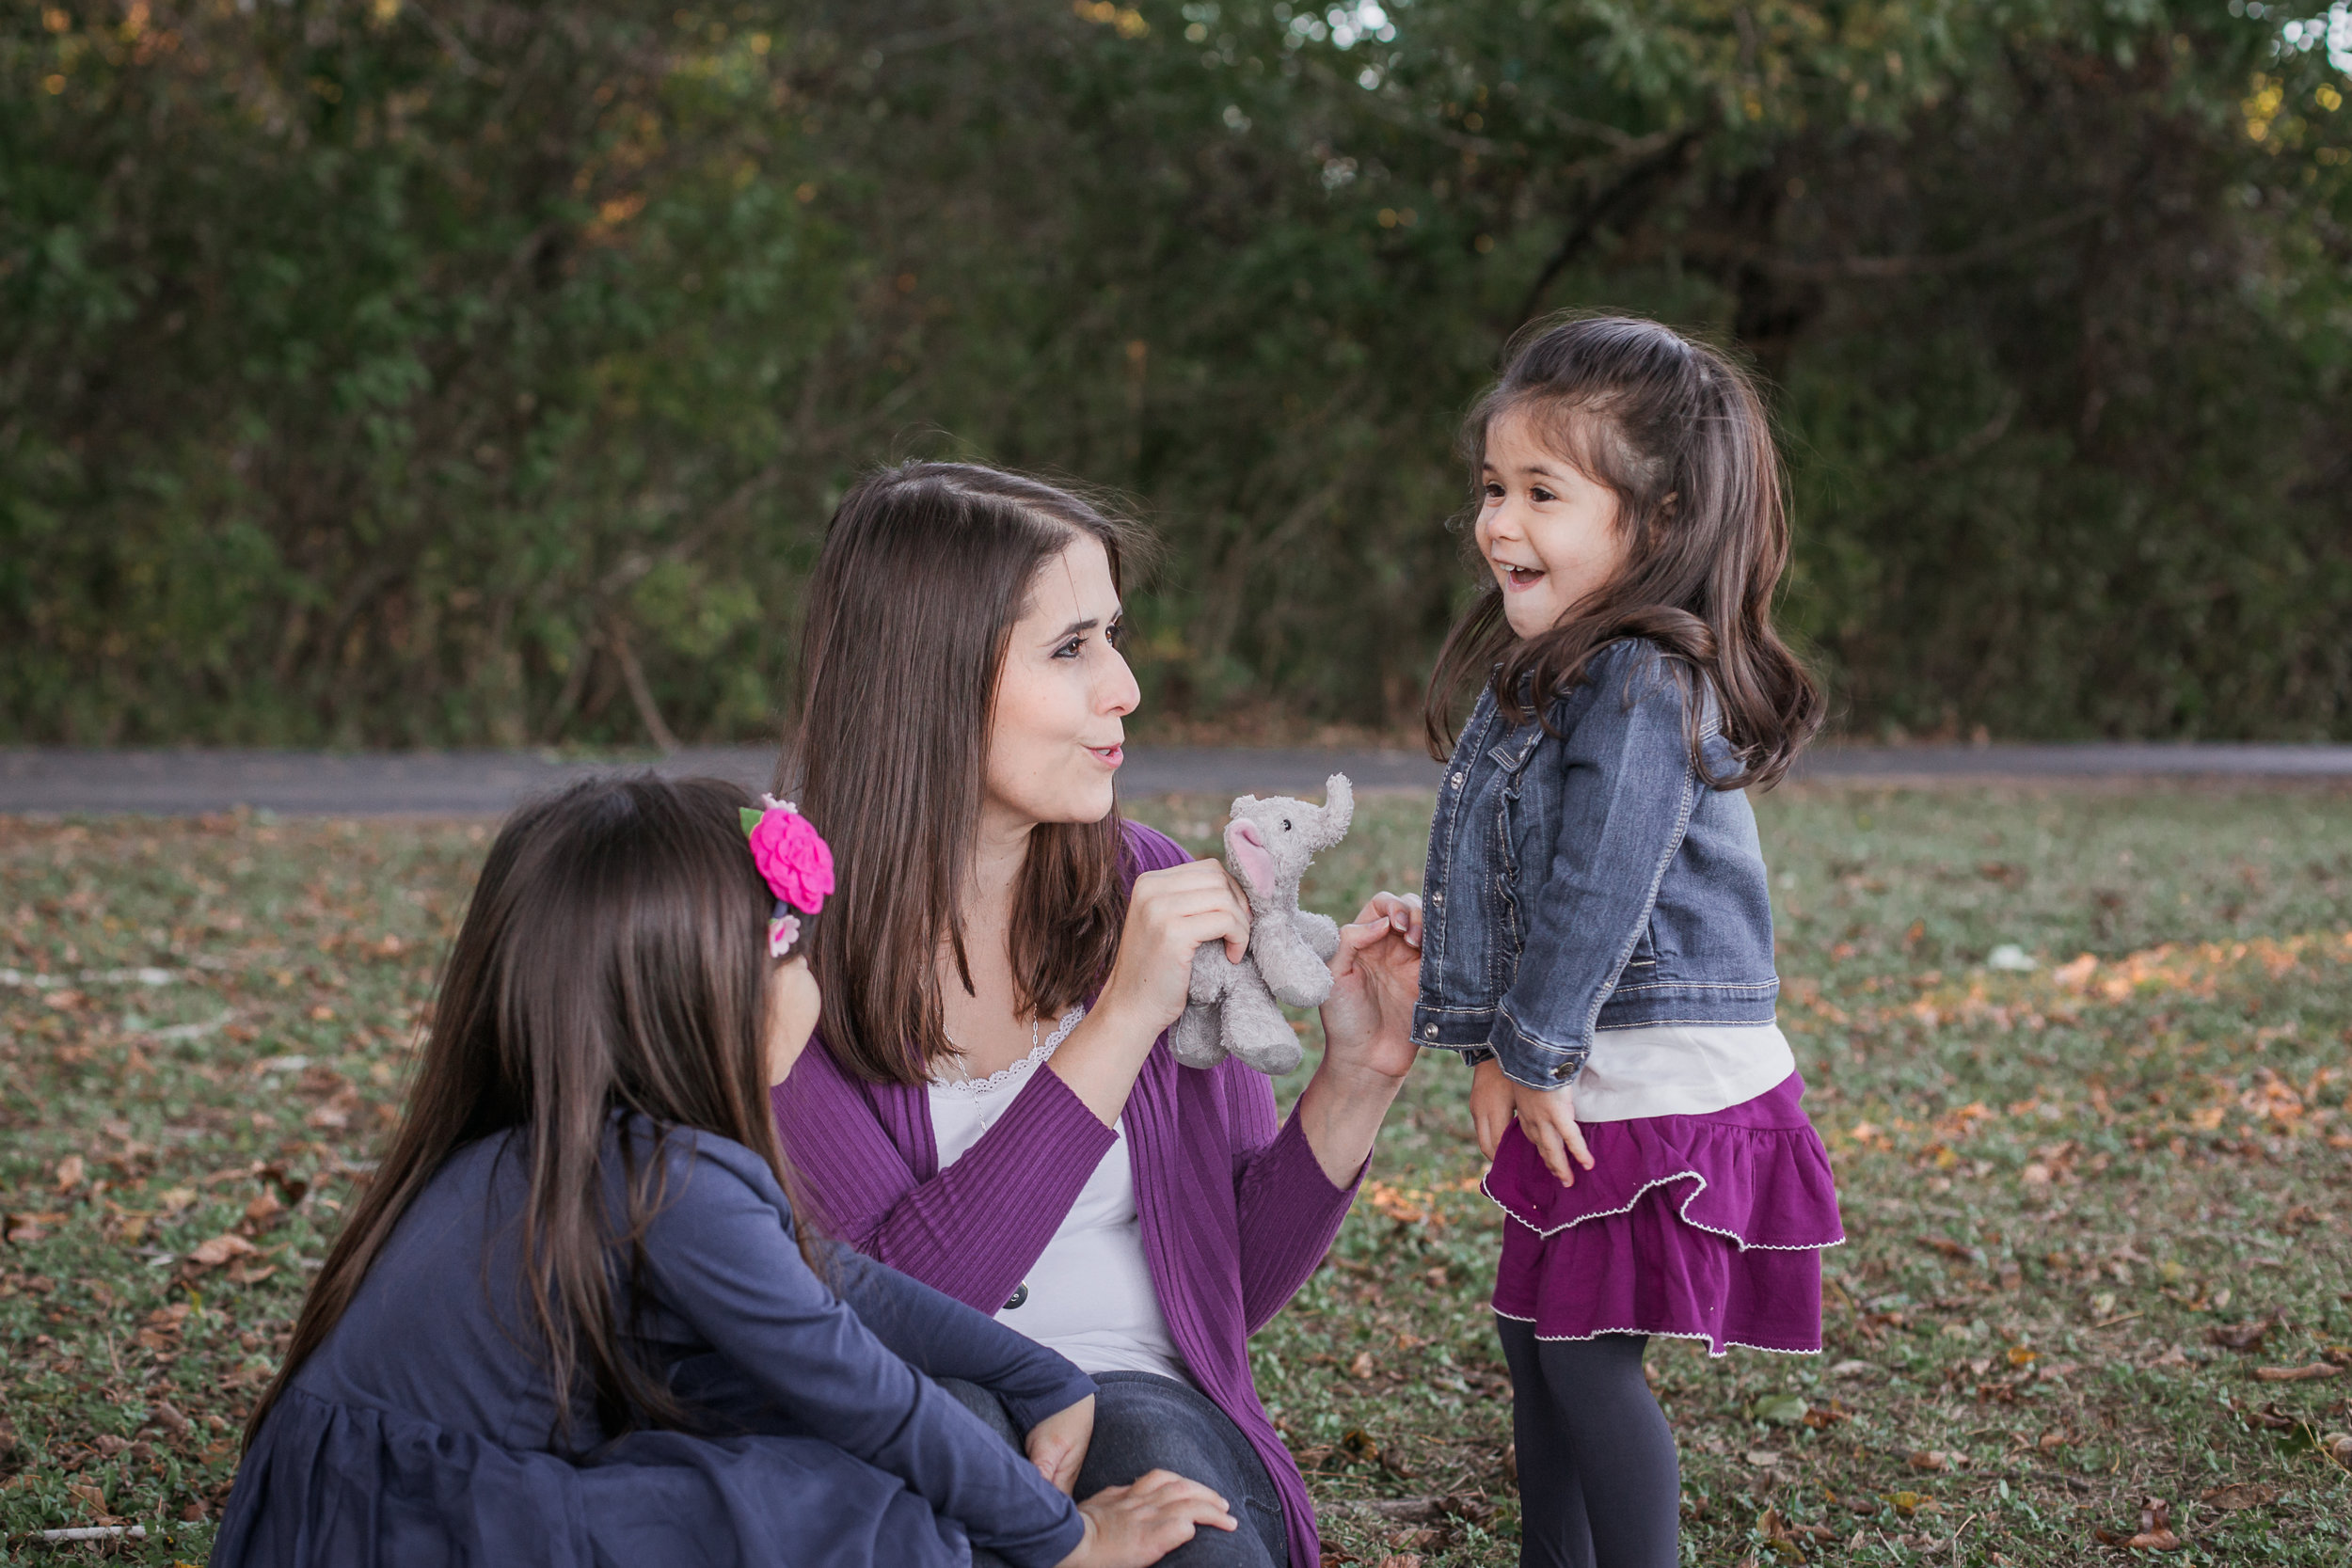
top-left (1486, 1072), bottom-right (1844, 1355)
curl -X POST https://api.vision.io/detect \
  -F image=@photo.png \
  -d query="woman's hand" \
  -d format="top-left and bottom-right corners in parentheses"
top-left (1026, 1394), bottom-right (1094, 1497)
top-left (1472, 1057), bottom-right (1594, 1187)
top-left (1319, 891), bottom-right (1423, 1085)
top-left (1095, 860), bottom-right (1251, 1034)
top-left (1293, 892), bottom-right (1423, 1187)
top-left (1054, 859), bottom-right (1249, 1126)
top-left (1057, 1470), bottom-right (1237, 1568)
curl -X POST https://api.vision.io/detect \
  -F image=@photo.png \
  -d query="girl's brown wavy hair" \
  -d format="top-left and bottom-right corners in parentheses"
top-left (1424, 313), bottom-right (1823, 788)
top-left (245, 775), bottom-right (819, 1453)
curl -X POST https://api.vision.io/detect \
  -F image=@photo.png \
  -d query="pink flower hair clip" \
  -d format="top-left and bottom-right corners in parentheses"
top-left (739, 795), bottom-right (835, 958)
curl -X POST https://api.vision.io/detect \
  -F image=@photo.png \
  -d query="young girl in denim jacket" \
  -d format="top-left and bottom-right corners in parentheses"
top-left (1413, 316), bottom-right (1844, 1568)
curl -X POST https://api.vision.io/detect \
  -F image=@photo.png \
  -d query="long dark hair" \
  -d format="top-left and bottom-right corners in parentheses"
top-left (789, 461), bottom-right (1150, 1085)
top-left (245, 775), bottom-right (814, 1451)
top-left (1423, 313), bottom-right (1823, 788)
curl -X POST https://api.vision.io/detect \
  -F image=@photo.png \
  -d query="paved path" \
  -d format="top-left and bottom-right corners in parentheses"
top-left (2, 742), bottom-right (2347, 816)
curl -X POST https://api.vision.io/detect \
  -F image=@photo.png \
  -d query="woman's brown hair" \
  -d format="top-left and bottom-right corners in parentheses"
top-left (789, 461), bottom-right (1149, 1085)
top-left (1423, 313), bottom-right (1824, 788)
top-left (245, 775), bottom-right (816, 1451)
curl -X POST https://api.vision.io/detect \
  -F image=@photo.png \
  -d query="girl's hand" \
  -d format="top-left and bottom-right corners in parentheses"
top-left (1096, 861), bottom-right (1251, 1034)
top-left (1026, 1394), bottom-right (1093, 1496)
top-left (1057, 1470), bottom-right (1237, 1567)
top-left (1319, 891), bottom-right (1423, 1085)
top-left (1471, 1057), bottom-right (1595, 1186)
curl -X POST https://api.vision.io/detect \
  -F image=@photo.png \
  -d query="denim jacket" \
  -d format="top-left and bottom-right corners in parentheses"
top-left (1411, 639), bottom-right (1779, 1090)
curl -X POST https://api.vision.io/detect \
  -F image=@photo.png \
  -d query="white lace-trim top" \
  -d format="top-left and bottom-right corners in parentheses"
top-left (931, 1008), bottom-right (1087, 1096)
top-left (927, 1005), bottom-right (1189, 1384)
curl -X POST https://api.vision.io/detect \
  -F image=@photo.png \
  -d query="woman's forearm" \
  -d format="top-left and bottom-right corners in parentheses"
top-left (1044, 993), bottom-right (1165, 1126)
top-left (1291, 1054), bottom-right (1407, 1188)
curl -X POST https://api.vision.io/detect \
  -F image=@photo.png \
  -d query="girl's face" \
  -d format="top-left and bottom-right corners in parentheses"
top-left (765, 956), bottom-right (821, 1085)
top-left (981, 535), bottom-right (1139, 832)
top-left (1475, 406), bottom-right (1629, 640)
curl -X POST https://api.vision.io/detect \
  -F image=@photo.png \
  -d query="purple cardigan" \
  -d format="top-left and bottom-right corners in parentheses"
top-left (772, 822), bottom-right (1359, 1568)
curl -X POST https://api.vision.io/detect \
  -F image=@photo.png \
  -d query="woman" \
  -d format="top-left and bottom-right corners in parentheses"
top-left (773, 464), bottom-right (1424, 1568)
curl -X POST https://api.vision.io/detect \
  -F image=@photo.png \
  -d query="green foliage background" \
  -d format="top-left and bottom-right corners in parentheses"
top-left (5, 0), bottom-right (2349, 746)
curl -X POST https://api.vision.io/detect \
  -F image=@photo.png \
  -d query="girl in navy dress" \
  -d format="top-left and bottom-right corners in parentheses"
top-left (215, 774), bottom-right (1234, 1568)
top-left (1413, 316), bottom-right (1845, 1568)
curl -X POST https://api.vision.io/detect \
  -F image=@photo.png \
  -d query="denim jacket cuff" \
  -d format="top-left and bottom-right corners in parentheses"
top-left (1457, 1045), bottom-right (1497, 1068)
top-left (1489, 1006), bottom-right (1588, 1091)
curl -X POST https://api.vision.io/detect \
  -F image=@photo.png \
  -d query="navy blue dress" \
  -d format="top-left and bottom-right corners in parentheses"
top-left (212, 1120), bottom-right (1094, 1567)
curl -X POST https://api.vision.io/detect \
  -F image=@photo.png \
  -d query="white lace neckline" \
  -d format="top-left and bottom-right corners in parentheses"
top-left (931, 1006), bottom-right (1088, 1096)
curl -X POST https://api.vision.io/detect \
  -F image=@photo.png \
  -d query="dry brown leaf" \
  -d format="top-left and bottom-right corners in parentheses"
top-left (2198, 1482), bottom-right (2279, 1511)
top-left (1347, 1350), bottom-right (1376, 1379)
top-left (1906, 1449), bottom-right (1952, 1472)
top-left (2253, 1363), bottom-right (2342, 1382)
top-left (1374, 1557), bottom-right (1422, 1568)
top-left (65, 1480), bottom-right (109, 1514)
top-left (188, 1232), bottom-right (259, 1268)
top-left (2206, 1317), bottom-right (2275, 1352)
top-left (145, 1402), bottom-right (192, 1438)
top-left (54, 1154), bottom-right (85, 1190)
top-left (2096, 1497), bottom-right (2181, 1551)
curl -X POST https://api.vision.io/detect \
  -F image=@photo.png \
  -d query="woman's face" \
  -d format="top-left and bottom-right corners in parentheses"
top-left (983, 535), bottom-right (1139, 831)
top-left (765, 956), bottom-right (821, 1085)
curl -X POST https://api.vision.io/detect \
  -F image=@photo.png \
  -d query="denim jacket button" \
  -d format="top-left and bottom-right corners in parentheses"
top-left (1550, 1062), bottom-right (1573, 1081)
top-left (1422, 1023), bottom-right (1438, 1039)
top-left (1430, 892), bottom-right (1442, 906)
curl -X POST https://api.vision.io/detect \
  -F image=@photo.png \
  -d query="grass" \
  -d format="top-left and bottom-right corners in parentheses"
top-left (4, 784), bottom-right (2350, 1564)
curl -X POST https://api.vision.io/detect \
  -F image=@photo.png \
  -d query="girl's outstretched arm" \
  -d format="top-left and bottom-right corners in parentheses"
top-left (642, 1133), bottom-right (1084, 1568)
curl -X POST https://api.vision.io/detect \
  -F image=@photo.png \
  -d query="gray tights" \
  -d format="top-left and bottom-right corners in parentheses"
top-left (1495, 1317), bottom-right (1681, 1568)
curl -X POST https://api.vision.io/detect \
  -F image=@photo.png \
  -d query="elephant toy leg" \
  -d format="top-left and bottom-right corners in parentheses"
top-left (1170, 995), bottom-right (1229, 1069)
top-left (1216, 976), bottom-right (1304, 1078)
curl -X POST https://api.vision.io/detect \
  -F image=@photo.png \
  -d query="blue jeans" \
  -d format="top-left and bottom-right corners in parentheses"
top-left (945, 1370), bottom-right (1288, 1568)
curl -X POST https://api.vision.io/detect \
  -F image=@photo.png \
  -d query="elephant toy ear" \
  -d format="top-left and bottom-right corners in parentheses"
top-left (1224, 817), bottom-right (1276, 901)
top-left (1320, 773), bottom-right (1355, 841)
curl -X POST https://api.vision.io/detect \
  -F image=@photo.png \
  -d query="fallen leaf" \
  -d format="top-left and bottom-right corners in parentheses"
top-left (2254, 1363), bottom-right (2342, 1382)
top-left (1907, 1449), bottom-right (1952, 1472)
top-left (225, 1260), bottom-right (278, 1287)
top-left (2095, 1497), bottom-right (2181, 1551)
top-left (145, 1402), bottom-right (192, 1439)
top-left (66, 1480), bottom-right (109, 1514)
top-left (1374, 1557), bottom-right (1422, 1568)
top-left (1347, 1350), bottom-right (1376, 1380)
top-left (55, 1155), bottom-right (85, 1190)
top-left (1751, 1393), bottom-right (1809, 1426)
top-left (187, 1232), bottom-right (259, 1268)
top-left (2207, 1318), bottom-right (2274, 1352)
top-left (2198, 1482), bottom-right (2279, 1511)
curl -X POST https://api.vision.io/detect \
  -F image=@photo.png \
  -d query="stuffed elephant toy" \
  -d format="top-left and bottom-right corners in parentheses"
top-left (1171, 774), bottom-right (1355, 1076)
